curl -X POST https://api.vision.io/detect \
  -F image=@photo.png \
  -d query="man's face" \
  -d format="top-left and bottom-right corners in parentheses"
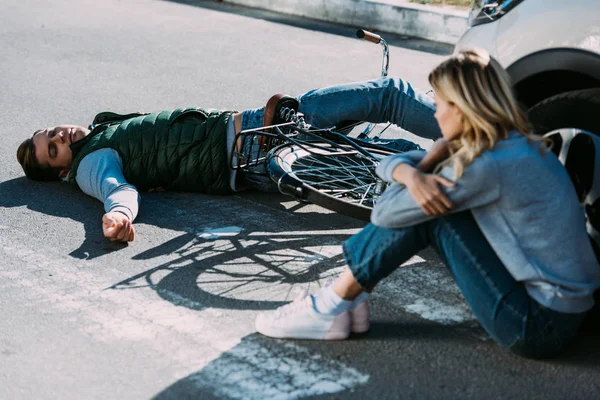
top-left (32, 125), bottom-right (90, 178)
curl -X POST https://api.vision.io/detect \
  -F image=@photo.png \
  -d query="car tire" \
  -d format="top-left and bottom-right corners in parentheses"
top-left (527, 88), bottom-right (600, 136)
top-left (527, 88), bottom-right (600, 202)
top-left (528, 88), bottom-right (600, 329)
top-left (526, 88), bottom-right (600, 202)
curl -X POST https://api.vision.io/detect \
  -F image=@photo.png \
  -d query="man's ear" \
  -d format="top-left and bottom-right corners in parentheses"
top-left (59, 168), bottom-right (71, 179)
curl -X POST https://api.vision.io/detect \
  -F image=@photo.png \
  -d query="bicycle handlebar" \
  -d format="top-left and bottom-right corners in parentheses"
top-left (356, 29), bottom-right (389, 78)
top-left (356, 29), bottom-right (381, 44)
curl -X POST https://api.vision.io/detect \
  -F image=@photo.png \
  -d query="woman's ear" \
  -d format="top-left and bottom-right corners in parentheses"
top-left (451, 103), bottom-right (463, 120)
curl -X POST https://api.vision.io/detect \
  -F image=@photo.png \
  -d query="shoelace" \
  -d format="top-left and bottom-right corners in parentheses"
top-left (279, 107), bottom-right (296, 122)
top-left (278, 106), bottom-right (308, 130)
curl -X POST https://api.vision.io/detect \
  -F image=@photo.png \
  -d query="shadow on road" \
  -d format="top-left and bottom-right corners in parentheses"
top-left (0, 176), bottom-right (358, 258)
top-left (5, 176), bottom-right (599, 381)
top-left (0, 177), bottom-right (128, 259)
top-left (108, 221), bottom-right (354, 310)
top-left (1, 175), bottom-right (364, 311)
top-left (151, 323), bottom-right (600, 400)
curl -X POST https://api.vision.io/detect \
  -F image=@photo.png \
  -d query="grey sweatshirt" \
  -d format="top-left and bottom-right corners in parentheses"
top-left (75, 148), bottom-right (140, 221)
top-left (372, 131), bottom-right (600, 313)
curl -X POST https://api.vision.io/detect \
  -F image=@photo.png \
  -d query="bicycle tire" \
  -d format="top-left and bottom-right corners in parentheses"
top-left (267, 141), bottom-right (396, 221)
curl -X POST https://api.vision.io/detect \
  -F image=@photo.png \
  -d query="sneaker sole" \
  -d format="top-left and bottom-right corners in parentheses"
top-left (256, 327), bottom-right (350, 340)
top-left (256, 310), bottom-right (350, 340)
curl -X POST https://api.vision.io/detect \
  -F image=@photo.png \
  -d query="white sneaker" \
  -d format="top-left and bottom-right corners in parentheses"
top-left (320, 279), bottom-right (371, 334)
top-left (350, 300), bottom-right (370, 334)
top-left (255, 293), bottom-right (351, 340)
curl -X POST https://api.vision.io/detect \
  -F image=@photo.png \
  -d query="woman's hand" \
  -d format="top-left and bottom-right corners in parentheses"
top-left (392, 164), bottom-right (456, 216)
top-left (102, 212), bottom-right (136, 242)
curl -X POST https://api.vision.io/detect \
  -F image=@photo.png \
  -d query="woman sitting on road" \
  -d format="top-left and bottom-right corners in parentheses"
top-left (255, 48), bottom-right (600, 359)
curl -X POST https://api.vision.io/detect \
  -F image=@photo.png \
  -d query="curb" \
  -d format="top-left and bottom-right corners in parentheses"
top-left (221, 0), bottom-right (468, 45)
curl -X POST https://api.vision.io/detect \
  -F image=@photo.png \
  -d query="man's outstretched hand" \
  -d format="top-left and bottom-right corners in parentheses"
top-left (102, 212), bottom-right (135, 242)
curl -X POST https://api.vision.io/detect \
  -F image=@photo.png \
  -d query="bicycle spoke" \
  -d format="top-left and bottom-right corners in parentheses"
top-left (294, 165), bottom-right (374, 187)
top-left (287, 153), bottom-right (381, 205)
top-left (271, 141), bottom-right (394, 219)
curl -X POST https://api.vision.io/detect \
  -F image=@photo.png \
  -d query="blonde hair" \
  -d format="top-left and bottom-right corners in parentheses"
top-left (429, 48), bottom-right (539, 179)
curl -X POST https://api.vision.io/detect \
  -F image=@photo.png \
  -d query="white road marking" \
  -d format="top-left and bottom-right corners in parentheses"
top-left (375, 259), bottom-right (476, 325)
top-left (191, 226), bottom-right (245, 240)
top-left (189, 339), bottom-right (368, 400)
top-left (1, 222), bottom-right (478, 399)
top-left (0, 228), bottom-right (370, 398)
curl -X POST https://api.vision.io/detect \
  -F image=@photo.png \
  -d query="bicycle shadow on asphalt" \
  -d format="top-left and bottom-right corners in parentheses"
top-left (0, 176), bottom-right (361, 261)
top-left (0, 176), bottom-right (368, 311)
top-left (7, 176), bottom-right (597, 361)
top-left (107, 196), bottom-right (363, 311)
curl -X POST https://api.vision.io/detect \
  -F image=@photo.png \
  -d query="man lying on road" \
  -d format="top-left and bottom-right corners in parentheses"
top-left (16, 77), bottom-right (444, 242)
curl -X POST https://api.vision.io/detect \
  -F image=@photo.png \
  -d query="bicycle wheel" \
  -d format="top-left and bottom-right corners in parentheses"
top-left (267, 141), bottom-right (396, 221)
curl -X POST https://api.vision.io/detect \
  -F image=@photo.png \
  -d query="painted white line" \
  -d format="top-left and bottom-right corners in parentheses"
top-left (374, 258), bottom-right (475, 325)
top-left (249, 229), bottom-right (361, 236)
top-left (188, 339), bottom-right (369, 400)
top-left (189, 226), bottom-right (245, 240)
top-left (0, 228), bottom-right (369, 398)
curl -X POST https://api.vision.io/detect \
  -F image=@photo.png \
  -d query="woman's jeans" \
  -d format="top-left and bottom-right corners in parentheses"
top-left (343, 211), bottom-right (587, 358)
top-left (240, 77), bottom-right (442, 140)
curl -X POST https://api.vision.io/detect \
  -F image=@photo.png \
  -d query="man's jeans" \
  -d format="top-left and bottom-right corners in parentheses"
top-left (240, 77), bottom-right (441, 140)
top-left (343, 212), bottom-right (587, 358)
top-left (238, 77), bottom-right (436, 189)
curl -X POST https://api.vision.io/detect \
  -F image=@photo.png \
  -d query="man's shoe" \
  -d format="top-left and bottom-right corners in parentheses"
top-left (263, 93), bottom-right (300, 127)
top-left (350, 301), bottom-right (370, 334)
top-left (255, 293), bottom-right (351, 340)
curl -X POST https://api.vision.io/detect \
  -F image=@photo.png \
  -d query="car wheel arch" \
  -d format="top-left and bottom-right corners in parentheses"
top-left (506, 48), bottom-right (600, 108)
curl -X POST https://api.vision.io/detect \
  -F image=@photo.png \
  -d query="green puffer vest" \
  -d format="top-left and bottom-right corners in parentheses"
top-left (68, 108), bottom-right (235, 194)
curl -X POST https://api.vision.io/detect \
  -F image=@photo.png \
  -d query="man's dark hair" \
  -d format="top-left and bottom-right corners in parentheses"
top-left (16, 131), bottom-right (62, 181)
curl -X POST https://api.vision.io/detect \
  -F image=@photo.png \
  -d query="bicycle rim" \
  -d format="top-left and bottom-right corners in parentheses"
top-left (268, 143), bottom-right (394, 221)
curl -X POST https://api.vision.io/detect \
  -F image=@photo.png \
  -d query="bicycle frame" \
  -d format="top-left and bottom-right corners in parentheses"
top-left (229, 119), bottom-right (385, 173)
top-left (230, 29), bottom-right (393, 175)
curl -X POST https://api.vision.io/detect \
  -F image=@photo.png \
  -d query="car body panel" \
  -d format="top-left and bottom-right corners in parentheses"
top-left (456, 0), bottom-right (600, 69)
top-left (496, 0), bottom-right (600, 68)
top-left (454, 16), bottom-right (499, 58)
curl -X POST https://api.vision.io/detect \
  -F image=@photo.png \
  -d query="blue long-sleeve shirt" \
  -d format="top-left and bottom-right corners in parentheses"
top-left (372, 132), bottom-right (600, 313)
top-left (75, 148), bottom-right (140, 221)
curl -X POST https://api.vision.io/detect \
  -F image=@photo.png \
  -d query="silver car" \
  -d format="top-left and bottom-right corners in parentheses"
top-left (456, 0), bottom-right (600, 251)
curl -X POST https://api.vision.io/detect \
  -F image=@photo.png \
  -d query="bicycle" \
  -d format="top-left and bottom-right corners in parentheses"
top-left (230, 30), bottom-right (405, 222)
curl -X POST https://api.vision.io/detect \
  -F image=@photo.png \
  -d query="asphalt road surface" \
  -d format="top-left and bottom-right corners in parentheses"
top-left (1, 0), bottom-right (598, 399)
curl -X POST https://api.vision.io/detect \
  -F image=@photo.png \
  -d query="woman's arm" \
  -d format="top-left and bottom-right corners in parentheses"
top-left (371, 155), bottom-right (501, 228)
top-left (391, 163), bottom-right (456, 216)
top-left (416, 138), bottom-right (451, 172)
top-left (378, 138), bottom-right (455, 215)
